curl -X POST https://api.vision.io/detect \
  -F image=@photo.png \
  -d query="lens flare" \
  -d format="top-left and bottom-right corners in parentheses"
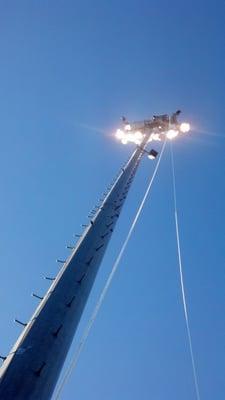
top-left (149, 133), bottom-right (162, 142)
top-left (124, 124), bottom-right (131, 131)
top-left (167, 130), bottom-right (179, 140)
top-left (115, 129), bottom-right (125, 140)
top-left (180, 122), bottom-right (190, 133)
top-left (134, 131), bottom-right (143, 140)
top-left (115, 129), bottom-right (143, 145)
top-left (115, 119), bottom-right (190, 144)
top-left (121, 137), bottom-right (128, 145)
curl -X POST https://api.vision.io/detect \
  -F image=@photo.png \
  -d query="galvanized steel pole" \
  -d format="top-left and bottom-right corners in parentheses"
top-left (0, 136), bottom-right (150, 400)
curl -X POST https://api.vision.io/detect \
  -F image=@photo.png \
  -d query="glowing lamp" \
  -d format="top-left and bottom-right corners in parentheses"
top-left (124, 124), bottom-right (131, 131)
top-left (121, 137), bottom-right (128, 145)
top-left (180, 122), bottom-right (190, 133)
top-left (115, 129), bottom-right (125, 140)
top-left (166, 129), bottom-right (179, 140)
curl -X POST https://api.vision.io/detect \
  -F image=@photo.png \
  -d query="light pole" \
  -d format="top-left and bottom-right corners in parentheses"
top-left (0, 112), bottom-right (190, 400)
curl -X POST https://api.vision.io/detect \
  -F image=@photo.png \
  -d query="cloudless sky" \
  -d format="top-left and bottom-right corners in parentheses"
top-left (0, 1), bottom-right (225, 399)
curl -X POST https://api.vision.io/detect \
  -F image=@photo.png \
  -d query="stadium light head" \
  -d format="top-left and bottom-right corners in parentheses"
top-left (124, 124), bottom-right (132, 131)
top-left (166, 129), bottom-right (179, 140)
top-left (115, 112), bottom-right (190, 145)
top-left (179, 122), bottom-right (190, 133)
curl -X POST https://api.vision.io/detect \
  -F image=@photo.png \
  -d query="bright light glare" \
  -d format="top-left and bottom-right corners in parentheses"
top-left (115, 121), bottom-right (190, 145)
top-left (167, 129), bottom-right (179, 140)
top-left (121, 137), bottom-right (128, 145)
top-left (115, 129), bottom-right (143, 145)
top-left (115, 129), bottom-right (125, 140)
top-left (134, 131), bottom-right (143, 140)
top-left (180, 122), bottom-right (190, 133)
top-left (149, 133), bottom-right (162, 142)
top-left (124, 124), bottom-right (131, 131)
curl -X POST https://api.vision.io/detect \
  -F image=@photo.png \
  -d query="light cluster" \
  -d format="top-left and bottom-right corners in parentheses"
top-left (115, 129), bottom-right (144, 145)
top-left (115, 122), bottom-right (190, 145)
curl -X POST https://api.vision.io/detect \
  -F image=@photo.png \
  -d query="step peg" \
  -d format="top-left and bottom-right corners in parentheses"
top-left (32, 293), bottom-right (43, 300)
top-left (34, 362), bottom-right (46, 377)
top-left (95, 244), bottom-right (104, 252)
top-left (44, 276), bottom-right (55, 281)
top-left (76, 273), bottom-right (86, 285)
top-left (52, 324), bottom-right (63, 338)
top-left (106, 222), bottom-right (113, 228)
top-left (66, 296), bottom-right (76, 308)
top-left (14, 319), bottom-right (27, 327)
top-left (101, 232), bottom-right (108, 239)
top-left (56, 259), bottom-right (66, 264)
top-left (86, 256), bottom-right (94, 266)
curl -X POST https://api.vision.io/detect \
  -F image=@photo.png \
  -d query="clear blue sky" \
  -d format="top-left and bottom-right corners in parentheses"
top-left (0, 1), bottom-right (225, 399)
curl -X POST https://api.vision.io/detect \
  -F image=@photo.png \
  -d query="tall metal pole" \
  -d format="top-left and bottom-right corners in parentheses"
top-left (0, 135), bottom-right (150, 400)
